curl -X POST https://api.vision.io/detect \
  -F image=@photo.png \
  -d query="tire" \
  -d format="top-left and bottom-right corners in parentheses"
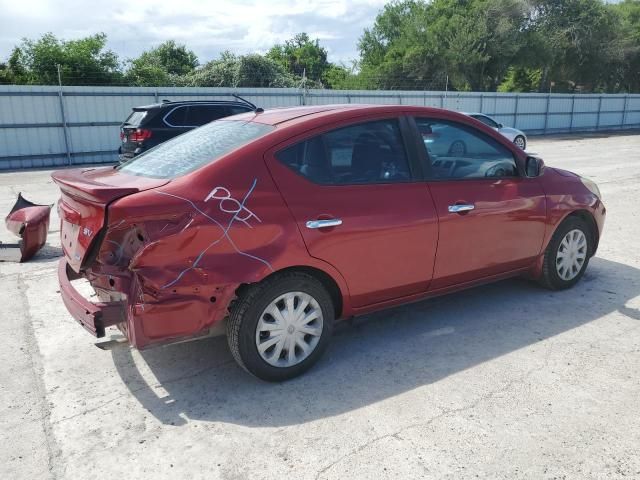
top-left (514, 135), bottom-right (526, 150)
top-left (226, 271), bottom-right (334, 381)
top-left (538, 216), bottom-right (592, 290)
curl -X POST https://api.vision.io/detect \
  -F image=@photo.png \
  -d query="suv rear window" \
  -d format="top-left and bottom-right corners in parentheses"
top-left (123, 111), bottom-right (147, 126)
top-left (118, 120), bottom-right (274, 179)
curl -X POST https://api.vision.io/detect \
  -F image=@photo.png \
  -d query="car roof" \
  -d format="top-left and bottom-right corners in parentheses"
top-left (230, 104), bottom-right (457, 126)
top-left (132, 100), bottom-right (253, 111)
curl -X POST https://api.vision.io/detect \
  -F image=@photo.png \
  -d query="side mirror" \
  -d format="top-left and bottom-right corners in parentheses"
top-left (497, 123), bottom-right (503, 128)
top-left (525, 156), bottom-right (545, 177)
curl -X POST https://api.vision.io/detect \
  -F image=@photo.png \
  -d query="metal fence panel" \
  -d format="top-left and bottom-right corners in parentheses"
top-left (0, 85), bottom-right (638, 170)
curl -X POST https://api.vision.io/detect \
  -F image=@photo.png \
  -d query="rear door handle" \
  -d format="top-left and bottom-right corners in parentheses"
top-left (448, 204), bottom-right (475, 213)
top-left (306, 219), bottom-right (342, 229)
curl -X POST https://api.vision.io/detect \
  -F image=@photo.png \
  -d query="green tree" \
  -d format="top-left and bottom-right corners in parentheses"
top-left (359, 0), bottom-right (530, 91)
top-left (6, 33), bottom-right (122, 85)
top-left (526, 0), bottom-right (626, 92)
top-left (267, 33), bottom-right (330, 82)
top-left (185, 52), bottom-right (297, 88)
top-left (125, 40), bottom-right (198, 86)
top-left (611, 0), bottom-right (640, 92)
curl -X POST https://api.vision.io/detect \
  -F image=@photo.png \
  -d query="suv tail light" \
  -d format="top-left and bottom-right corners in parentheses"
top-left (128, 129), bottom-right (153, 143)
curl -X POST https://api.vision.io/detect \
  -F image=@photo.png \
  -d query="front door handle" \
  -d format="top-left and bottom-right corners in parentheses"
top-left (448, 204), bottom-right (475, 214)
top-left (306, 219), bottom-right (342, 229)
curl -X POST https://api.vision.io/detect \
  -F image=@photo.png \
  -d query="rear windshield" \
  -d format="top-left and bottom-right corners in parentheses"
top-left (123, 110), bottom-right (147, 126)
top-left (117, 120), bottom-right (274, 178)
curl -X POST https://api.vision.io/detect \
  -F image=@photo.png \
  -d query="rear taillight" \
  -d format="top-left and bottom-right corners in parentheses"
top-left (129, 129), bottom-right (153, 143)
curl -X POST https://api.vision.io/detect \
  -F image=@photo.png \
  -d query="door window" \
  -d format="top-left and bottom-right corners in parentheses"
top-left (471, 114), bottom-right (500, 128)
top-left (277, 119), bottom-right (412, 185)
top-left (163, 106), bottom-right (188, 127)
top-left (415, 118), bottom-right (517, 179)
top-left (185, 105), bottom-right (228, 126)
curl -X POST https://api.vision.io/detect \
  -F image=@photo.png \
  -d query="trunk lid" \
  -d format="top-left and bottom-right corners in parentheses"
top-left (52, 166), bottom-right (169, 272)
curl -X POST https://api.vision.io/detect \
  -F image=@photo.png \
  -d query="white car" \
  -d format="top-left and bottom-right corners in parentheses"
top-left (463, 112), bottom-right (527, 150)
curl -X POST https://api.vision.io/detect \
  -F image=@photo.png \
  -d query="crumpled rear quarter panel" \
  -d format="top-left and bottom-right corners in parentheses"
top-left (85, 150), bottom-right (345, 348)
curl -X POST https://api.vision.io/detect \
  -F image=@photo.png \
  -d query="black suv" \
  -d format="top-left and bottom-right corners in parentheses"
top-left (118, 98), bottom-right (255, 162)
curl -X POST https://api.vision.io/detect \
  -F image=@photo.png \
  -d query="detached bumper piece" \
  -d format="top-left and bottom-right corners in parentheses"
top-left (58, 259), bottom-right (127, 337)
top-left (2, 193), bottom-right (52, 262)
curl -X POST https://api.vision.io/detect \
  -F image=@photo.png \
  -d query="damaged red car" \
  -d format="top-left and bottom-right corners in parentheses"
top-left (53, 105), bottom-right (606, 381)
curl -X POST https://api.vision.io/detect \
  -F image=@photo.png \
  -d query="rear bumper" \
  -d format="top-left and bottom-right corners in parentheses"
top-left (118, 145), bottom-right (144, 163)
top-left (58, 259), bottom-right (127, 337)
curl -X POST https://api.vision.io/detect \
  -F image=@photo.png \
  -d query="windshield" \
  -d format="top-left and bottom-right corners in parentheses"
top-left (117, 120), bottom-right (274, 179)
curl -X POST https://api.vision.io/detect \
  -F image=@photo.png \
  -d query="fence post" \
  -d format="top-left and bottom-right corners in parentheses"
top-left (596, 95), bottom-right (603, 131)
top-left (440, 92), bottom-right (444, 109)
top-left (622, 94), bottom-right (629, 128)
top-left (514, 95), bottom-right (520, 129)
top-left (346, 94), bottom-right (351, 104)
top-left (56, 64), bottom-right (72, 165)
top-left (569, 95), bottom-right (575, 132)
top-left (543, 94), bottom-right (551, 134)
top-left (154, 90), bottom-right (159, 102)
top-left (480, 93), bottom-right (484, 113)
top-left (398, 94), bottom-right (402, 105)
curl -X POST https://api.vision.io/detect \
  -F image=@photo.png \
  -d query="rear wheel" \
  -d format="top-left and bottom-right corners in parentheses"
top-left (226, 272), bottom-right (334, 381)
top-left (539, 217), bottom-right (592, 290)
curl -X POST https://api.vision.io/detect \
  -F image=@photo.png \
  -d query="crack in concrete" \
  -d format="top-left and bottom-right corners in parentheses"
top-left (314, 342), bottom-right (556, 480)
top-left (16, 273), bottom-right (63, 480)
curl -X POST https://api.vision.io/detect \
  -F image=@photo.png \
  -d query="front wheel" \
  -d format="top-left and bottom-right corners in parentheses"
top-left (514, 135), bottom-right (526, 150)
top-left (226, 272), bottom-right (334, 381)
top-left (539, 217), bottom-right (592, 290)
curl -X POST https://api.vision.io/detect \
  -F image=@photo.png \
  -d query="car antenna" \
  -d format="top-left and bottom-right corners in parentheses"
top-left (232, 93), bottom-right (263, 113)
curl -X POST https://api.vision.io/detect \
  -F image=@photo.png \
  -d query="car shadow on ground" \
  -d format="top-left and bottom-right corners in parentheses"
top-left (111, 257), bottom-right (639, 427)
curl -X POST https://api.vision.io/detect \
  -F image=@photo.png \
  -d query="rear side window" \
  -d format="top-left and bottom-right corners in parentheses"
top-left (230, 106), bottom-right (252, 115)
top-left (277, 119), bottom-right (412, 185)
top-left (164, 106), bottom-right (188, 127)
top-left (118, 121), bottom-right (274, 178)
top-left (123, 111), bottom-right (147, 126)
top-left (185, 105), bottom-right (228, 126)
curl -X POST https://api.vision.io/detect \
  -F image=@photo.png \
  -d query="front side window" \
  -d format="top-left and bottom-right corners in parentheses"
top-left (277, 119), bottom-right (412, 185)
top-left (118, 120), bottom-right (274, 178)
top-left (416, 118), bottom-right (517, 179)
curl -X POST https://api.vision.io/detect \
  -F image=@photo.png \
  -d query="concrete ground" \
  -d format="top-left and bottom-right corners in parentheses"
top-left (1, 131), bottom-right (639, 480)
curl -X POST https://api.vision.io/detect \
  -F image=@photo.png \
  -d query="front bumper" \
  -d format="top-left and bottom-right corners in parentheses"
top-left (58, 259), bottom-right (127, 337)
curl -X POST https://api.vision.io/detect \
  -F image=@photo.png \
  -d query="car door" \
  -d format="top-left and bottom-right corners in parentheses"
top-left (413, 117), bottom-right (546, 290)
top-left (265, 116), bottom-right (439, 308)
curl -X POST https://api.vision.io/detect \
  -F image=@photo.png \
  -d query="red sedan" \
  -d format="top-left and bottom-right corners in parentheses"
top-left (53, 105), bottom-right (606, 381)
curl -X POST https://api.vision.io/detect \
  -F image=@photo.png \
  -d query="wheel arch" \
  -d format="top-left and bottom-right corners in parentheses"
top-left (237, 265), bottom-right (346, 319)
top-left (564, 209), bottom-right (599, 256)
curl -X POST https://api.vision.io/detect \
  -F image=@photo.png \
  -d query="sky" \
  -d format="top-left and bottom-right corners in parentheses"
top-left (0, 0), bottom-right (388, 65)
